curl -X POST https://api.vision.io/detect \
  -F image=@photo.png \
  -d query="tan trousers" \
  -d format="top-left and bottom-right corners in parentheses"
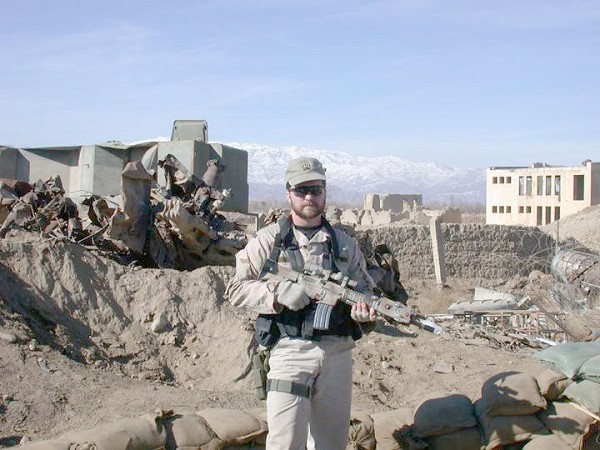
top-left (265, 335), bottom-right (355, 450)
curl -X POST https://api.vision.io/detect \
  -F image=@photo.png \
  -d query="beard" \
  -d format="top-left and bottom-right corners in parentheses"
top-left (291, 201), bottom-right (324, 220)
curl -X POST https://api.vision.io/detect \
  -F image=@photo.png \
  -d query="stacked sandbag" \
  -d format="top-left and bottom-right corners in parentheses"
top-left (17, 411), bottom-right (170, 450)
top-left (379, 394), bottom-right (481, 450)
top-left (166, 408), bottom-right (268, 448)
top-left (347, 410), bottom-right (377, 450)
top-left (527, 342), bottom-right (600, 449)
top-left (536, 401), bottom-right (600, 449)
top-left (535, 343), bottom-right (600, 416)
top-left (18, 408), bottom-right (268, 450)
top-left (475, 371), bottom-right (549, 449)
top-left (534, 342), bottom-right (600, 381)
top-left (413, 393), bottom-right (481, 450)
top-left (535, 367), bottom-right (573, 402)
top-left (369, 407), bottom-right (414, 450)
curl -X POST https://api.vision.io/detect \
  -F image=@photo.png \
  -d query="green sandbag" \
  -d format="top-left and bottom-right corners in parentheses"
top-left (534, 342), bottom-right (600, 379)
top-left (562, 380), bottom-right (600, 416)
top-left (578, 354), bottom-right (600, 383)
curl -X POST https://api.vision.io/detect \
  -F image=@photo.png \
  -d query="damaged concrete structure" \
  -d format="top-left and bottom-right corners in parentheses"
top-left (364, 193), bottom-right (422, 212)
top-left (355, 193), bottom-right (462, 227)
top-left (0, 120), bottom-right (249, 213)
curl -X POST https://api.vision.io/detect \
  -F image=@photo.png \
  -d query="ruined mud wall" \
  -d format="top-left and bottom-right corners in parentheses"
top-left (366, 224), bottom-right (555, 279)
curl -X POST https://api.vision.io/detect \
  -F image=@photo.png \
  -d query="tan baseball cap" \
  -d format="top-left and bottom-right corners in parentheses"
top-left (284, 157), bottom-right (326, 188)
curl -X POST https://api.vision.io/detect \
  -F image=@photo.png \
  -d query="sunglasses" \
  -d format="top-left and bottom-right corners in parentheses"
top-left (290, 185), bottom-right (324, 197)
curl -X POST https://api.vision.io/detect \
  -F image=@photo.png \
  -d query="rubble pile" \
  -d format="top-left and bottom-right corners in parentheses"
top-left (434, 317), bottom-right (562, 352)
top-left (0, 155), bottom-right (248, 270)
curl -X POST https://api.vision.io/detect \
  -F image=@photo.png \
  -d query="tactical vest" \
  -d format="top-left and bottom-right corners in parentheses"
top-left (255, 216), bottom-right (363, 348)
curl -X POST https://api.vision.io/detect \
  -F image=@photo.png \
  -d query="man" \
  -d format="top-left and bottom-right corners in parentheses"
top-left (226, 156), bottom-right (377, 450)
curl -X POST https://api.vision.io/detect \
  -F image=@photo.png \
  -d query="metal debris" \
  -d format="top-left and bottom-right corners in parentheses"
top-left (0, 155), bottom-right (248, 270)
top-left (550, 249), bottom-right (600, 311)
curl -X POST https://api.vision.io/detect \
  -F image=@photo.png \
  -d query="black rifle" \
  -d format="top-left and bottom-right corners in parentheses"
top-left (261, 263), bottom-right (442, 334)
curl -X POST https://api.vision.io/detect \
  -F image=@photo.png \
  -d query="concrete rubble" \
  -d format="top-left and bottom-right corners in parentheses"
top-left (0, 154), bottom-right (248, 270)
top-left (439, 286), bottom-right (573, 350)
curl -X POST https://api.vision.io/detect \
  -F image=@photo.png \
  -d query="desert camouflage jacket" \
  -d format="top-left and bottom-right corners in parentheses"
top-left (225, 219), bottom-right (376, 315)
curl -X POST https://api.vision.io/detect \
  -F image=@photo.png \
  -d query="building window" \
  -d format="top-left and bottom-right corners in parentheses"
top-left (492, 177), bottom-right (498, 184)
top-left (506, 206), bottom-right (512, 213)
top-left (545, 206), bottom-right (552, 225)
top-left (499, 206), bottom-right (505, 213)
top-left (526, 206), bottom-right (532, 213)
top-left (546, 175), bottom-right (552, 195)
top-left (519, 206), bottom-right (524, 213)
top-left (536, 206), bottom-right (543, 226)
top-left (499, 177), bottom-right (505, 184)
top-left (526, 176), bottom-right (533, 196)
top-left (506, 176), bottom-right (512, 184)
top-left (537, 176), bottom-right (544, 195)
top-left (519, 176), bottom-right (525, 195)
top-left (554, 207), bottom-right (560, 221)
top-left (574, 175), bottom-right (585, 200)
top-left (492, 206), bottom-right (498, 213)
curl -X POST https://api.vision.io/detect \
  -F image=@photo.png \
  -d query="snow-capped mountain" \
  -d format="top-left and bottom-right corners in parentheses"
top-left (227, 143), bottom-right (486, 206)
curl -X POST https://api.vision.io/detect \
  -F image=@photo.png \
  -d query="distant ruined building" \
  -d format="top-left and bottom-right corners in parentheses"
top-left (324, 193), bottom-right (462, 229)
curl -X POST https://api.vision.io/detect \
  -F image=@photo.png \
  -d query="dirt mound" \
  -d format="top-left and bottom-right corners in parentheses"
top-left (542, 205), bottom-right (600, 253)
top-left (0, 232), bottom-right (251, 388)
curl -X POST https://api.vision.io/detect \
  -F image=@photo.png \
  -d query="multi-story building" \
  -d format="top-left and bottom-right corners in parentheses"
top-left (486, 160), bottom-right (600, 226)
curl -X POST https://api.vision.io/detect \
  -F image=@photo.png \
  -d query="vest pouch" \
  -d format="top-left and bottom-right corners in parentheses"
top-left (251, 348), bottom-right (270, 400)
top-left (255, 315), bottom-right (280, 348)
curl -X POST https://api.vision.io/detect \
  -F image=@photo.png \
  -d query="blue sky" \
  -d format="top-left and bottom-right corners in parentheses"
top-left (1, 0), bottom-right (598, 168)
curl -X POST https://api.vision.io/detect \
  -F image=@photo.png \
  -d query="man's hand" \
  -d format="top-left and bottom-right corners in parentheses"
top-left (275, 280), bottom-right (311, 311)
top-left (351, 302), bottom-right (377, 322)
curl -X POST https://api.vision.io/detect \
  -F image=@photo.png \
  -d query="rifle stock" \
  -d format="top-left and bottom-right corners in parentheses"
top-left (260, 263), bottom-right (442, 334)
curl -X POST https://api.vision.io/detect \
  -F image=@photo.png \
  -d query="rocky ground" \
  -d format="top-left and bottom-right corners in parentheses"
top-left (1, 206), bottom-right (599, 447)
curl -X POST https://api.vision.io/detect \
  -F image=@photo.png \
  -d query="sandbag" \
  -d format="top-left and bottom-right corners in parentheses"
top-left (536, 368), bottom-right (573, 401)
top-left (480, 371), bottom-right (547, 416)
top-left (371, 407), bottom-right (414, 450)
top-left (347, 410), bottom-right (376, 450)
top-left (413, 393), bottom-right (477, 437)
top-left (534, 342), bottom-right (600, 379)
top-left (244, 407), bottom-right (268, 447)
top-left (562, 380), bottom-right (600, 416)
top-left (425, 426), bottom-right (482, 450)
top-left (521, 433), bottom-right (573, 449)
top-left (539, 401), bottom-right (599, 450)
top-left (198, 408), bottom-right (268, 447)
top-left (475, 400), bottom-right (549, 450)
top-left (165, 413), bottom-right (221, 449)
top-left (59, 412), bottom-right (168, 450)
top-left (579, 355), bottom-right (600, 383)
top-left (16, 412), bottom-right (168, 450)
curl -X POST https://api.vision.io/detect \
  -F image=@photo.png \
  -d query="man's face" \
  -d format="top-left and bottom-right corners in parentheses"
top-left (286, 180), bottom-right (326, 222)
